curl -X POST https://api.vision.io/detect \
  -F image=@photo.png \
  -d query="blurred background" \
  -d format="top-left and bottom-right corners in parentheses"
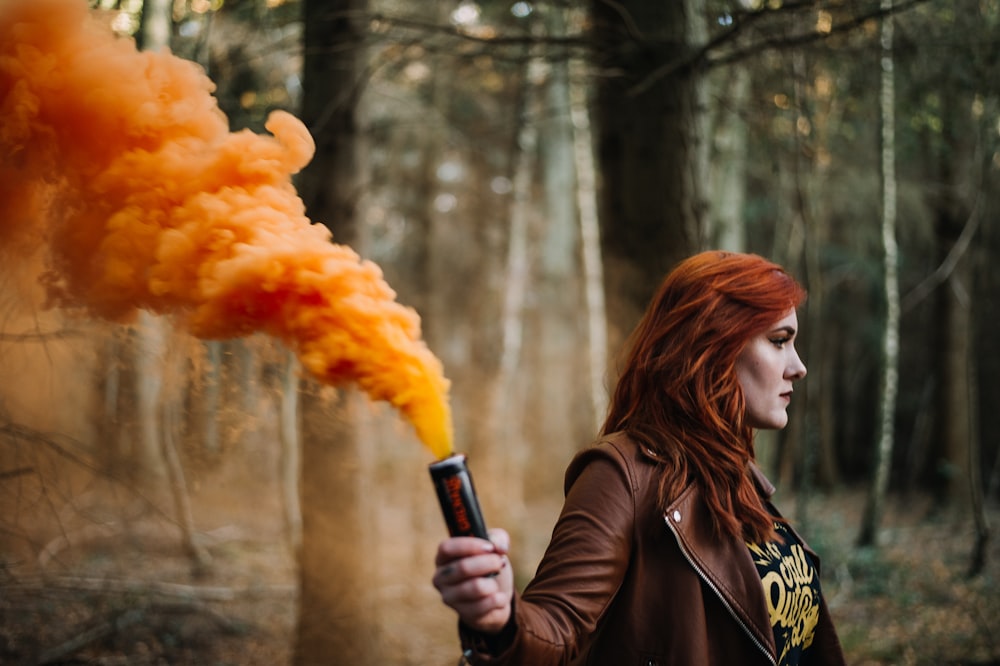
top-left (1, 0), bottom-right (998, 664)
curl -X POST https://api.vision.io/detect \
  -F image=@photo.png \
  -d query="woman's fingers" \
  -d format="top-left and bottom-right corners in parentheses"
top-left (437, 571), bottom-right (511, 633)
top-left (435, 536), bottom-right (496, 566)
top-left (438, 566), bottom-right (505, 602)
top-left (487, 528), bottom-right (510, 554)
top-left (433, 530), bottom-right (514, 634)
top-left (433, 551), bottom-right (507, 589)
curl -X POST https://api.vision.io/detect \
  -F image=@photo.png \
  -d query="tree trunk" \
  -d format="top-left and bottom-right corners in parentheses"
top-left (295, 384), bottom-right (378, 664)
top-left (198, 341), bottom-right (222, 455)
top-left (489, 43), bottom-right (534, 529)
top-left (570, 47), bottom-right (608, 435)
top-left (136, 0), bottom-right (171, 52)
top-left (280, 349), bottom-right (303, 554)
top-left (159, 364), bottom-right (212, 574)
top-left (931, 229), bottom-right (973, 510)
top-left (977, 144), bottom-right (1000, 508)
top-left (858, 1), bottom-right (899, 547)
top-left (96, 329), bottom-right (133, 479)
top-left (967, 323), bottom-right (987, 576)
top-left (133, 313), bottom-right (167, 480)
top-left (129, 0), bottom-right (176, 486)
top-left (925, 104), bottom-right (976, 513)
top-left (525, 3), bottom-right (590, 502)
top-left (294, 1), bottom-right (377, 662)
top-left (706, 64), bottom-right (750, 253)
top-left (298, 2), bottom-right (364, 247)
top-left (590, 0), bottom-right (705, 353)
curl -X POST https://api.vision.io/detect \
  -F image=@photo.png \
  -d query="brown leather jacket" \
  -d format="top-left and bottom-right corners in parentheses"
top-left (461, 432), bottom-right (846, 666)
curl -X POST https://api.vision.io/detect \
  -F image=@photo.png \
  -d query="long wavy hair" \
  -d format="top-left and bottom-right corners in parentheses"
top-left (600, 251), bottom-right (806, 543)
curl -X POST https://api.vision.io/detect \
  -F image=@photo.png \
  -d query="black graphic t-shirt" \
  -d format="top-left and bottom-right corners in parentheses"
top-left (747, 520), bottom-right (821, 666)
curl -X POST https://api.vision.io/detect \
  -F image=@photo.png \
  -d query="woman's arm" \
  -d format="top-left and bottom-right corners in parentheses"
top-left (455, 444), bottom-right (637, 665)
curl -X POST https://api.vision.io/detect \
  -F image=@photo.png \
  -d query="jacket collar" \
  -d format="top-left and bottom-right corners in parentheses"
top-left (750, 462), bottom-right (776, 497)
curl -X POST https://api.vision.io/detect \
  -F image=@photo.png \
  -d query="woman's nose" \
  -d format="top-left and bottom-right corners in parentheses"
top-left (789, 350), bottom-right (807, 380)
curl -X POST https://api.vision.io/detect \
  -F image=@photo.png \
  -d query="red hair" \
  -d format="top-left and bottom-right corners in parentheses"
top-left (601, 251), bottom-right (806, 542)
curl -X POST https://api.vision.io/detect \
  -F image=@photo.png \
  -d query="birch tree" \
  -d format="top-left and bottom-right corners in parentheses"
top-left (126, 0), bottom-right (175, 484)
top-left (134, 0), bottom-right (212, 570)
top-left (858, 0), bottom-right (899, 547)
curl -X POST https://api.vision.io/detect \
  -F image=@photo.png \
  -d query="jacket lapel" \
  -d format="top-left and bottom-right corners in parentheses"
top-left (664, 483), bottom-right (777, 661)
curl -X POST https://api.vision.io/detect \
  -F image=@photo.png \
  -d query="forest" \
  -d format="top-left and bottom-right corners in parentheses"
top-left (0, 0), bottom-right (998, 664)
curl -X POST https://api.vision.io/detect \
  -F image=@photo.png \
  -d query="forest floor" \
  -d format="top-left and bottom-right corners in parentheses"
top-left (790, 490), bottom-right (1000, 666)
top-left (1, 485), bottom-right (998, 666)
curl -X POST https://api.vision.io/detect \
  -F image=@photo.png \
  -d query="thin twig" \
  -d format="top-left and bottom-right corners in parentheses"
top-left (36, 608), bottom-right (145, 665)
top-left (33, 598), bottom-right (250, 664)
top-left (10, 575), bottom-right (296, 601)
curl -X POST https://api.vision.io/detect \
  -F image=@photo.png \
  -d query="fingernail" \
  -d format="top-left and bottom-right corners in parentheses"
top-left (480, 541), bottom-right (496, 553)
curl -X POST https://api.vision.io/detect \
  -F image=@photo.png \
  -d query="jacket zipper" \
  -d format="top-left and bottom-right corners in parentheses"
top-left (664, 517), bottom-right (777, 666)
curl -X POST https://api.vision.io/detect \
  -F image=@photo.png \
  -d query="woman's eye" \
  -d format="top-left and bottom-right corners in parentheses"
top-left (770, 337), bottom-right (790, 348)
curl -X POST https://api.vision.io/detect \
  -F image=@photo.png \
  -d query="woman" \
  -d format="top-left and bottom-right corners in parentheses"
top-left (433, 251), bottom-right (846, 666)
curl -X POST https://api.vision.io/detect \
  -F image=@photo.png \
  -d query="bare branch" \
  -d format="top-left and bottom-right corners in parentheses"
top-left (901, 196), bottom-right (982, 313)
top-left (0, 329), bottom-right (83, 342)
top-left (708, 0), bottom-right (930, 68)
top-left (11, 575), bottom-right (296, 601)
top-left (628, 0), bottom-right (931, 96)
top-left (0, 421), bottom-right (174, 524)
top-left (0, 422), bottom-right (106, 474)
top-left (31, 597), bottom-right (258, 664)
top-left (37, 608), bottom-right (145, 665)
top-left (368, 12), bottom-right (589, 50)
top-left (592, 0), bottom-right (647, 42)
top-left (0, 466), bottom-right (34, 480)
top-left (360, 1), bottom-right (930, 98)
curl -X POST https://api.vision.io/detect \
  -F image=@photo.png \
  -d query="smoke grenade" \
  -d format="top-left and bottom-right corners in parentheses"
top-left (429, 454), bottom-right (489, 539)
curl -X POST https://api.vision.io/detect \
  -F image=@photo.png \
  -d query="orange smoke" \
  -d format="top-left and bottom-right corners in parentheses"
top-left (0, 0), bottom-right (453, 458)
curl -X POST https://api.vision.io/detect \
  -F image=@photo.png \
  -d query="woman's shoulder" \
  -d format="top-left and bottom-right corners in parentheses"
top-left (563, 431), bottom-right (661, 495)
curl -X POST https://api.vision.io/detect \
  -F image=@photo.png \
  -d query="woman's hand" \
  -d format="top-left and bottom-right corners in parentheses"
top-left (433, 528), bottom-right (514, 634)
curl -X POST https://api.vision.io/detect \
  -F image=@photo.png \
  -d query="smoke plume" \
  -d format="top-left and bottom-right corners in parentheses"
top-left (0, 0), bottom-right (453, 457)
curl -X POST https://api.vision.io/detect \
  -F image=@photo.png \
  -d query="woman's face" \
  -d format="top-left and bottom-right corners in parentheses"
top-left (735, 309), bottom-right (807, 430)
